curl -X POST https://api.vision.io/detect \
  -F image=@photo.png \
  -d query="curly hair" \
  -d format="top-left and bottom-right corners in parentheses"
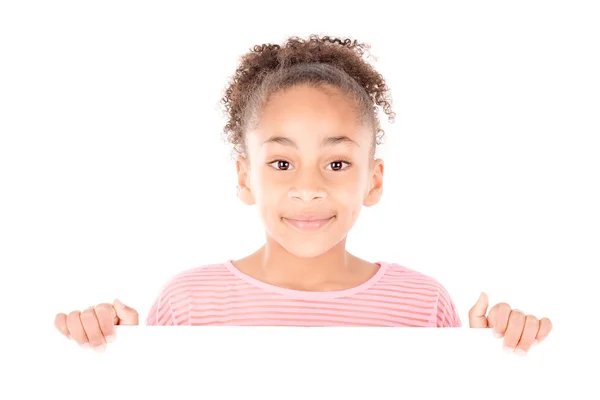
top-left (220, 34), bottom-right (395, 157)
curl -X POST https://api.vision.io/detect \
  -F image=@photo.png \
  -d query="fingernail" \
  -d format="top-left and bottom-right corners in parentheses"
top-left (94, 345), bottom-right (105, 353)
top-left (115, 299), bottom-right (126, 309)
top-left (514, 349), bottom-right (527, 356)
top-left (80, 343), bottom-right (90, 349)
top-left (105, 335), bottom-right (115, 343)
top-left (493, 329), bottom-right (503, 338)
top-left (532, 340), bottom-right (539, 346)
top-left (503, 345), bottom-right (514, 353)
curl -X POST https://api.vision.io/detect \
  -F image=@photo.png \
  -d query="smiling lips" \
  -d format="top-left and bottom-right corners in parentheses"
top-left (281, 213), bottom-right (336, 232)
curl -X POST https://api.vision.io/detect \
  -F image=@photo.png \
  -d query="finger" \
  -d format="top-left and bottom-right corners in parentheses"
top-left (54, 313), bottom-right (71, 339)
top-left (535, 317), bottom-right (553, 344)
top-left (113, 299), bottom-right (139, 325)
top-left (468, 292), bottom-right (489, 328)
top-left (80, 307), bottom-right (107, 352)
top-left (94, 303), bottom-right (117, 343)
top-left (503, 309), bottom-right (526, 352)
top-left (488, 302), bottom-right (511, 337)
top-left (66, 311), bottom-right (90, 348)
top-left (515, 315), bottom-right (539, 355)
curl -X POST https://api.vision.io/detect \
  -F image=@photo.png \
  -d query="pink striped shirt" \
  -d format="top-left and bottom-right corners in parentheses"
top-left (145, 261), bottom-right (462, 327)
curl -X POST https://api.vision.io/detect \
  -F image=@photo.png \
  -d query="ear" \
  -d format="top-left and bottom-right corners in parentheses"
top-left (363, 158), bottom-right (384, 207)
top-left (236, 155), bottom-right (255, 205)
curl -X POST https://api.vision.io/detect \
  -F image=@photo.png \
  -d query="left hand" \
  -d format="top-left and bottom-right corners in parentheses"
top-left (468, 292), bottom-right (553, 355)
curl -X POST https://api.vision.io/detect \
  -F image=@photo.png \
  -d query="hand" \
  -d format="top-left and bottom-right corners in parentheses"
top-left (468, 292), bottom-right (552, 355)
top-left (54, 299), bottom-right (139, 352)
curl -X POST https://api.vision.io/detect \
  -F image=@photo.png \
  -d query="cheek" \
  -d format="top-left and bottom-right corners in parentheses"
top-left (251, 169), bottom-right (285, 204)
top-left (340, 166), bottom-right (369, 190)
top-left (330, 171), bottom-right (369, 208)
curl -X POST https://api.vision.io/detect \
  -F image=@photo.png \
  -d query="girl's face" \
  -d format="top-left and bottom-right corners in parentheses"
top-left (237, 84), bottom-right (384, 258)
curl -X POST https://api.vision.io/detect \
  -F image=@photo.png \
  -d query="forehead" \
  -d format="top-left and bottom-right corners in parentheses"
top-left (249, 84), bottom-right (371, 146)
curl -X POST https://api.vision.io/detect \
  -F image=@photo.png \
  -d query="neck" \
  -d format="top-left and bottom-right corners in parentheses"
top-left (254, 234), bottom-right (353, 286)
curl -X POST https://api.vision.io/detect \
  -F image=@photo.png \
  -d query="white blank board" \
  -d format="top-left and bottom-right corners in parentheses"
top-left (8, 326), bottom-right (594, 400)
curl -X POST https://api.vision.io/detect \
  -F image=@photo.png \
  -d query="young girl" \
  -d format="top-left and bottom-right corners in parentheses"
top-left (54, 35), bottom-right (552, 356)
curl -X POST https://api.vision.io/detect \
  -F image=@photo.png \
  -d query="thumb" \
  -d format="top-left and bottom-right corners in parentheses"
top-left (468, 292), bottom-right (489, 328)
top-left (113, 299), bottom-right (139, 325)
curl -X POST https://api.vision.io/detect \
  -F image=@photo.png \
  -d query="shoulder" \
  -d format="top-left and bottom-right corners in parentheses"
top-left (168, 262), bottom-right (230, 282)
top-left (155, 262), bottom-right (233, 297)
top-left (380, 262), bottom-right (455, 295)
top-left (379, 262), bottom-right (461, 326)
top-left (145, 262), bottom-right (236, 325)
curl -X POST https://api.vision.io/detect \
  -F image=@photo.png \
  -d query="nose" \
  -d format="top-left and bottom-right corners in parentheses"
top-left (288, 172), bottom-right (327, 202)
top-left (288, 188), bottom-right (327, 202)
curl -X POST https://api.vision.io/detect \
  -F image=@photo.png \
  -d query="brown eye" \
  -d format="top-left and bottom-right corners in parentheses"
top-left (331, 161), bottom-right (343, 171)
top-left (326, 161), bottom-right (349, 171)
top-left (269, 160), bottom-right (293, 170)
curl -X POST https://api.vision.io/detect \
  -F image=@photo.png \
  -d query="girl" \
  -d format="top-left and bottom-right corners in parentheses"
top-left (54, 35), bottom-right (552, 356)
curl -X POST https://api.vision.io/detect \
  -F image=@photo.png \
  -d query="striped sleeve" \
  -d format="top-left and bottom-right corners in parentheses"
top-left (435, 282), bottom-right (462, 327)
top-left (145, 281), bottom-right (177, 326)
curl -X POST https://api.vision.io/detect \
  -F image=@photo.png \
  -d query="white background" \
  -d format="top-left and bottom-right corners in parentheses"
top-left (1, 1), bottom-right (598, 399)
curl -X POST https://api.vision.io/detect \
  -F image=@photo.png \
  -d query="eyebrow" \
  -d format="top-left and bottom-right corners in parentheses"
top-left (262, 135), bottom-right (359, 147)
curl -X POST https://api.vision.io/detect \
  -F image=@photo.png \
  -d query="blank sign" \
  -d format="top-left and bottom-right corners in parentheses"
top-left (15, 326), bottom-right (590, 400)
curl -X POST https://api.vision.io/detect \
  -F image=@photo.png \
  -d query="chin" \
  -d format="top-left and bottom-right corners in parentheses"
top-left (279, 241), bottom-right (334, 259)
top-left (274, 229), bottom-right (347, 258)
top-left (263, 215), bottom-right (351, 258)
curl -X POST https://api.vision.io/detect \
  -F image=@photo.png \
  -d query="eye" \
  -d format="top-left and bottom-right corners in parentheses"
top-left (268, 160), bottom-right (293, 170)
top-left (326, 160), bottom-right (350, 171)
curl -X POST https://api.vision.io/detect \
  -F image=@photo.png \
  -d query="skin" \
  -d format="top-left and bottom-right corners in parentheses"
top-left (233, 84), bottom-right (383, 290)
top-left (54, 83), bottom-right (552, 354)
top-left (54, 299), bottom-right (138, 353)
top-left (469, 293), bottom-right (553, 355)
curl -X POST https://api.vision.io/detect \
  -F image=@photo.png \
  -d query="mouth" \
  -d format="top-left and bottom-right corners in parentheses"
top-left (281, 214), bottom-right (336, 232)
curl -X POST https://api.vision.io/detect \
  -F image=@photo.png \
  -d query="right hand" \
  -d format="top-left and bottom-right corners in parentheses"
top-left (54, 299), bottom-right (139, 352)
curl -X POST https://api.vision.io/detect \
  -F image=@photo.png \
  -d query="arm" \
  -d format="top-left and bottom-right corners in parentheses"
top-left (435, 284), bottom-right (462, 328)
